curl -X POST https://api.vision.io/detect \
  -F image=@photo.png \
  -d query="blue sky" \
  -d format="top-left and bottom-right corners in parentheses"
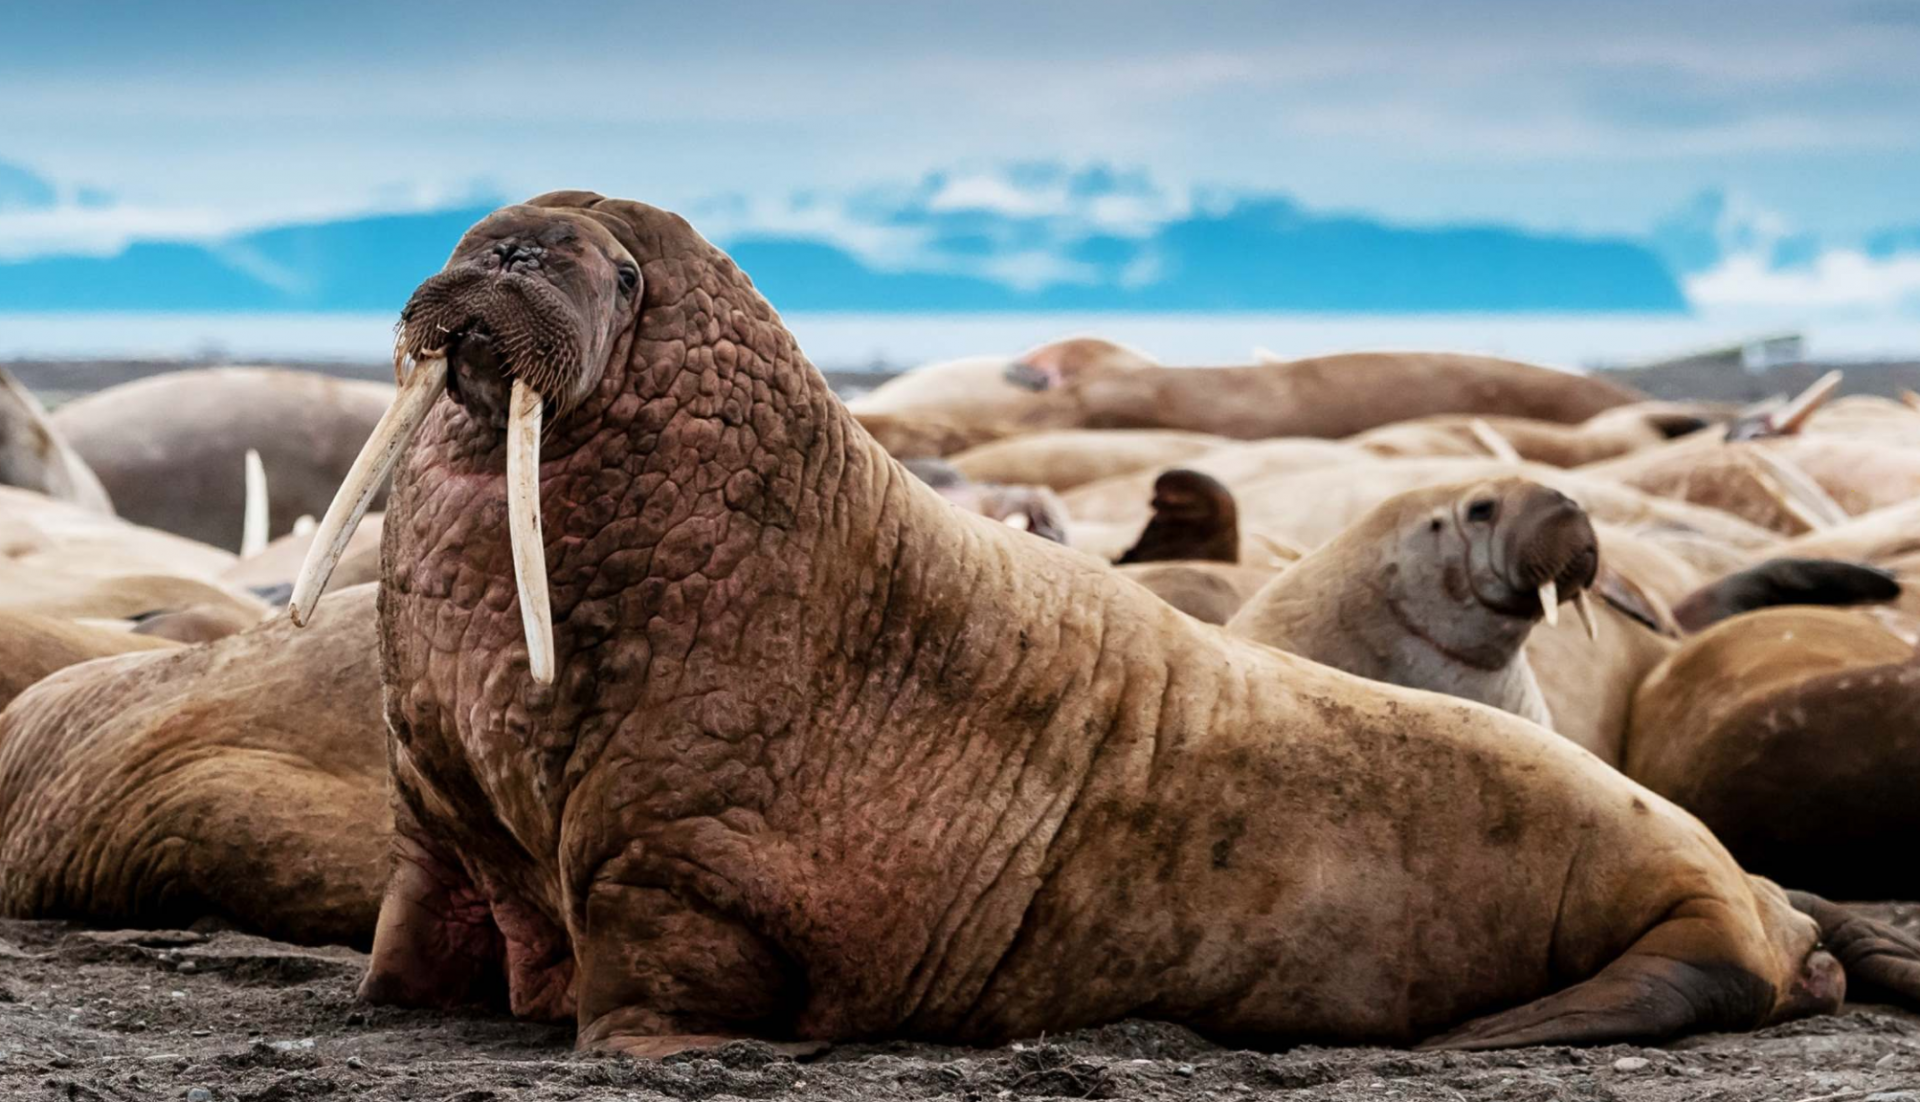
top-left (3, 0), bottom-right (1920, 314)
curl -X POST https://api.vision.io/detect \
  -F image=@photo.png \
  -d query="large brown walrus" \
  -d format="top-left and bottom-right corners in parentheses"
top-left (290, 193), bottom-right (1920, 1058)
top-left (0, 584), bottom-right (388, 947)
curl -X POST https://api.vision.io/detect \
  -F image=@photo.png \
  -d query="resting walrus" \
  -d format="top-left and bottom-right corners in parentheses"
top-left (290, 193), bottom-right (1920, 1057)
top-left (1227, 479), bottom-right (1600, 728)
top-left (0, 584), bottom-right (387, 946)
top-left (1625, 607), bottom-right (1920, 899)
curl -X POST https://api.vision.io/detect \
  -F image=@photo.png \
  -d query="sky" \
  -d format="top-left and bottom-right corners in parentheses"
top-left (2, 0), bottom-right (1919, 326)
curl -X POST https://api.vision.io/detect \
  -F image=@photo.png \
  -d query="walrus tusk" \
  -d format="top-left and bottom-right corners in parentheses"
top-left (289, 354), bottom-right (448, 626)
top-left (241, 448), bottom-right (269, 557)
top-left (507, 379), bottom-right (555, 686)
top-left (1774, 370), bottom-right (1842, 435)
top-left (1003, 512), bottom-right (1031, 531)
top-left (1468, 418), bottom-right (1521, 463)
top-left (1573, 589), bottom-right (1598, 641)
top-left (1538, 580), bottom-right (1559, 627)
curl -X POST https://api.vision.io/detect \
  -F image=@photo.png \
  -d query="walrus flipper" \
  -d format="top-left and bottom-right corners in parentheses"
top-left (1672, 559), bottom-right (1902, 633)
top-left (1417, 950), bottom-right (1768, 1050)
top-left (1788, 891), bottom-right (1920, 1006)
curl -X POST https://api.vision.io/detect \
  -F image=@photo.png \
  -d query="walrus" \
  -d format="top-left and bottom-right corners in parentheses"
top-left (1227, 479), bottom-right (1600, 729)
top-left (0, 367), bottom-right (113, 512)
top-left (0, 583), bottom-right (388, 946)
top-left (899, 458), bottom-right (1072, 547)
top-left (50, 367), bottom-right (397, 552)
top-left (0, 611), bottom-right (174, 713)
top-left (0, 485), bottom-right (235, 583)
top-left (949, 428), bottom-right (1230, 492)
top-left (1012, 347), bottom-right (1642, 440)
top-left (1115, 469), bottom-right (1240, 564)
top-left (1625, 607), bottom-right (1920, 898)
top-left (1113, 561), bottom-right (1281, 626)
top-left (290, 193), bottom-right (1918, 1057)
top-left (1353, 402), bottom-right (1717, 467)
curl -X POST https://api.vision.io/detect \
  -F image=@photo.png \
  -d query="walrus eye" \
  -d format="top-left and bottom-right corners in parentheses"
top-left (617, 265), bottom-right (639, 294)
top-left (1466, 499), bottom-right (1497, 523)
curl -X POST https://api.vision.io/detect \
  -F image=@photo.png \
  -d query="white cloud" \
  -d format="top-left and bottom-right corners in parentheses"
top-left (1687, 249), bottom-right (1920, 310)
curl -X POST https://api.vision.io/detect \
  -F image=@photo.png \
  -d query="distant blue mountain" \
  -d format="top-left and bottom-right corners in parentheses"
top-left (0, 188), bottom-right (1687, 314)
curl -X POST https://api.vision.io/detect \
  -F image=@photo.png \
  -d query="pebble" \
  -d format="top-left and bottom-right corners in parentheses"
top-left (176, 961), bottom-right (197, 975)
top-left (346, 1056), bottom-right (364, 1070)
top-left (187, 1090), bottom-right (213, 1102)
top-left (1175, 1064), bottom-right (1194, 1077)
top-left (1612, 1057), bottom-right (1650, 1072)
top-left (1866, 1092), bottom-right (1920, 1102)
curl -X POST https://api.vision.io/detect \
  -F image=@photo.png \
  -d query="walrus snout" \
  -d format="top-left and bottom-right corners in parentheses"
top-left (1507, 492), bottom-right (1598, 588)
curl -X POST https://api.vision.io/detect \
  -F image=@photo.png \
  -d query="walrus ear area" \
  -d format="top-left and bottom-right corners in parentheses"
top-left (1787, 891), bottom-right (1920, 1008)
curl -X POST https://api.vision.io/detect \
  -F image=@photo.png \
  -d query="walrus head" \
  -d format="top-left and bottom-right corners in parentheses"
top-left (289, 198), bottom-right (648, 682)
top-left (1003, 336), bottom-right (1159, 392)
top-left (1114, 469), bottom-right (1238, 565)
top-left (1385, 478), bottom-right (1601, 668)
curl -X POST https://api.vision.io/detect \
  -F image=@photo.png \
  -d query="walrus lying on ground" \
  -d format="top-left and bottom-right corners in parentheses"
top-left (1352, 403), bottom-right (1716, 467)
top-left (0, 612), bottom-right (174, 713)
top-left (0, 584), bottom-right (387, 947)
top-left (290, 193), bottom-right (1920, 1057)
top-left (1227, 479), bottom-right (1600, 729)
top-left (1001, 343), bottom-right (1642, 439)
top-left (1626, 607), bottom-right (1920, 899)
top-left (50, 367), bottom-right (396, 552)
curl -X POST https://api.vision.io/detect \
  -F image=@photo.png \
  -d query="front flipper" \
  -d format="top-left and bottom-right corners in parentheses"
top-left (1789, 891), bottom-right (1920, 1006)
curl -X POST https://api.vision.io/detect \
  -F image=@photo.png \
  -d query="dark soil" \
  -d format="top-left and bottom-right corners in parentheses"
top-left (3, 908), bottom-right (1919, 1102)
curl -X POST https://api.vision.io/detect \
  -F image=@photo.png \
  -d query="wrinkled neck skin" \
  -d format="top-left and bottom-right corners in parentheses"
top-left (1231, 537), bottom-right (1552, 729)
top-left (377, 267), bottom-right (1141, 971)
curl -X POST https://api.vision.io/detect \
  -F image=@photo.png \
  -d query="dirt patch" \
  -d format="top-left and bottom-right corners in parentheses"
top-left (3, 908), bottom-right (1919, 1101)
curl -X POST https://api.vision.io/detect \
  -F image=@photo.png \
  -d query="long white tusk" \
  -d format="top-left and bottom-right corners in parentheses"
top-left (289, 355), bottom-right (447, 626)
top-left (241, 448), bottom-right (269, 557)
top-left (507, 379), bottom-right (555, 686)
top-left (1774, 370), bottom-right (1842, 434)
top-left (1573, 589), bottom-right (1598, 641)
top-left (1538, 580), bottom-right (1559, 627)
top-left (1468, 418), bottom-right (1521, 463)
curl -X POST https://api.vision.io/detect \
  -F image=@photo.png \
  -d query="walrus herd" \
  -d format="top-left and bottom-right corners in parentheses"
top-left (2, 192), bottom-right (1919, 1062)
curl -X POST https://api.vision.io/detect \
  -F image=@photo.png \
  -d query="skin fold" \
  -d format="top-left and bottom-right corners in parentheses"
top-left (339, 193), bottom-right (1919, 1058)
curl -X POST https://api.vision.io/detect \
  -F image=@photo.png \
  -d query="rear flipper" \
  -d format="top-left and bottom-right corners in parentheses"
top-left (1419, 905), bottom-right (1808, 1050)
top-left (1788, 891), bottom-right (1920, 1006)
top-left (1673, 559), bottom-right (1900, 633)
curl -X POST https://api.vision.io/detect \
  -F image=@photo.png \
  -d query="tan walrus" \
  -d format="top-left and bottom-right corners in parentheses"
top-left (1626, 607), bottom-right (1920, 899)
top-left (1227, 479), bottom-right (1600, 729)
top-left (0, 584), bottom-right (388, 947)
top-left (289, 192), bottom-right (1919, 1057)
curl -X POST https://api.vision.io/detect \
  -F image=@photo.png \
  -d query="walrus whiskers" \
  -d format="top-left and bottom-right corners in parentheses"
top-left (506, 379), bottom-right (554, 685)
top-left (288, 354), bottom-right (448, 626)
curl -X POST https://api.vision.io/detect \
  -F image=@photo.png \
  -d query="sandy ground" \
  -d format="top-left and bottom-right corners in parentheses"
top-left (3, 908), bottom-right (1919, 1102)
